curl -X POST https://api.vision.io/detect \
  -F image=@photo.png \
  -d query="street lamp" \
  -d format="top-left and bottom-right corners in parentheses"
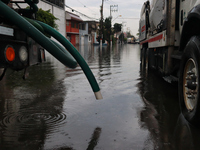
top-left (112, 15), bottom-right (122, 23)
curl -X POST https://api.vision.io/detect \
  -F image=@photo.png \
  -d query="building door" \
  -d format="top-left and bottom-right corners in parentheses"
top-left (81, 36), bottom-right (84, 46)
top-left (76, 35), bottom-right (79, 45)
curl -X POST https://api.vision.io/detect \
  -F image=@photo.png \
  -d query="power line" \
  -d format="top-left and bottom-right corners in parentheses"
top-left (117, 18), bottom-right (140, 19)
top-left (105, 0), bottom-right (117, 4)
top-left (76, 0), bottom-right (86, 7)
top-left (75, 0), bottom-right (98, 15)
top-left (65, 4), bottom-right (99, 21)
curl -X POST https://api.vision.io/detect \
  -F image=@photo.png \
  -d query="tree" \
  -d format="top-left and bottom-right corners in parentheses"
top-left (104, 17), bottom-right (111, 44)
top-left (113, 23), bottom-right (122, 33)
top-left (36, 9), bottom-right (58, 30)
top-left (126, 31), bottom-right (132, 37)
top-left (99, 1), bottom-right (104, 43)
top-left (119, 32), bottom-right (124, 43)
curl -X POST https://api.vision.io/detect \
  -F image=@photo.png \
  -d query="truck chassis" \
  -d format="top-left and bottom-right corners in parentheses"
top-left (139, 0), bottom-right (200, 125)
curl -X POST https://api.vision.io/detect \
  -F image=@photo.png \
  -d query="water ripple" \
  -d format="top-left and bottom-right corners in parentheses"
top-left (1, 111), bottom-right (67, 130)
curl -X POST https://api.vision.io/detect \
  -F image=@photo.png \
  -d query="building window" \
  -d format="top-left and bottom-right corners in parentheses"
top-left (71, 22), bottom-right (75, 28)
top-left (83, 24), bottom-right (86, 30)
top-left (66, 21), bottom-right (69, 26)
top-left (76, 23), bottom-right (78, 29)
top-left (80, 23), bottom-right (85, 30)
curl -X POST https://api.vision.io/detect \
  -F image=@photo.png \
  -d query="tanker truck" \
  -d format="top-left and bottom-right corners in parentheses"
top-left (0, 0), bottom-right (102, 99)
top-left (139, 0), bottom-right (200, 125)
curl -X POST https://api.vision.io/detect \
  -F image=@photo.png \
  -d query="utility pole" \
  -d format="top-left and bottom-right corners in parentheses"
top-left (110, 5), bottom-right (118, 46)
top-left (110, 5), bottom-right (118, 18)
top-left (100, 0), bottom-right (104, 47)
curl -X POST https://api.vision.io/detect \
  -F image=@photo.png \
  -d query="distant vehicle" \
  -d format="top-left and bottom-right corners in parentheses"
top-left (139, 0), bottom-right (200, 125)
top-left (135, 39), bottom-right (139, 44)
top-left (127, 37), bottom-right (135, 44)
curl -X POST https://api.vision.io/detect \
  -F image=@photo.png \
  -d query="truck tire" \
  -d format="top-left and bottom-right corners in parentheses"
top-left (179, 36), bottom-right (200, 125)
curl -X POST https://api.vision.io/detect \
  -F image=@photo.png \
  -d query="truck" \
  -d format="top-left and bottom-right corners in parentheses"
top-left (139, 0), bottom-right (200, 125)
top-left (0, 1), bottom-right (45, 79)
top-left (0, 0), bottom-right (102, 100)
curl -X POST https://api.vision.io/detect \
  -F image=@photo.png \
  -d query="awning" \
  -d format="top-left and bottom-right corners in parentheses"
top-left (67, 13), bottom-right (83, 22)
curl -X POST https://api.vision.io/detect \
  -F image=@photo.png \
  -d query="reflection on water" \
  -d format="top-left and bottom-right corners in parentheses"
top-left (137, 69), bottom-right (179, 149)
top-left (1, 44), bottom-right (200, 149)
top-left (0, 62), bottom-right (67, 150)
top-left (86, 127), bottom-right (102, 150)
top-left (138, 65), bottom-right (200, 150)
top-left (172, 114), bottom-right (200, 150)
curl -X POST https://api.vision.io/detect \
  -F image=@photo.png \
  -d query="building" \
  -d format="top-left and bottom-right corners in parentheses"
top-left (12, 0), bottom-right (66, 37)
top-left (87, 21), bottom-right (99, 45)
top-left (66, 11), bottom-right (83, 46)
top-left (79, 22), bottom-right (90, 46)
top-left (37, 0), bottom-right (66, 37)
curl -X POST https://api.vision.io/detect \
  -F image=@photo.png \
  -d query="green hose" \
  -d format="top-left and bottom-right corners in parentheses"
top-left (0, 1), bottom-right (102, 99)
top-left (50, 39), bottom-right (78, 69)
top-left (1, 0), bottom-right (10, 4)
top-left (24, 17), bottom-right (45, 33)
top-left (24, 17), bottom-right (77, 69)
top-left (0, 2), bottom-right (77, 70)
top-left (26, 18), bottom-right (102, 99)
top-left (36, 21), bottom-right (102, 99)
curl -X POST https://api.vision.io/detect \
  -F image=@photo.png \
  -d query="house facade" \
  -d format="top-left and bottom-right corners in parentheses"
top-left (79, 22), bottom-right (90, 46)
top-left (87, 21), bottom-right (99, 44)
top-left (66, 11), bottom-right (83, 46)
top-left (37, 0), bottom-right (66, 37)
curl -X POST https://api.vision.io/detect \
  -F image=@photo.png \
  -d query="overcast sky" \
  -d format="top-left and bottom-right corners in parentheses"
top-left (65, 0), bottom-right (147, 37)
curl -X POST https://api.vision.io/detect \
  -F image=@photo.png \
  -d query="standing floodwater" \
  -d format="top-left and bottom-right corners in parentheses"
top-left (0, 44), bottom-right (200, 150)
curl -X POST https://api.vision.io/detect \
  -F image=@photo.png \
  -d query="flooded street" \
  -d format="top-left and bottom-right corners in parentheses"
top-left (1, 44), bottom-right (200, 150)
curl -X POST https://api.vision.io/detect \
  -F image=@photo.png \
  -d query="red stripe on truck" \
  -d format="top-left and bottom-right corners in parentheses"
top-left (141, 25), bottom-right (146, 32)
top-left (140, 33), bottom-right (163, 45)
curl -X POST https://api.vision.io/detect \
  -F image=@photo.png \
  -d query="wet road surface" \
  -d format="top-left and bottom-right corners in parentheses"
top-left (0, 44), bottom-right (200, 150)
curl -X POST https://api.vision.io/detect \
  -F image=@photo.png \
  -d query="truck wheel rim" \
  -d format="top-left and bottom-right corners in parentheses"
top-left (183, 58), bottom-right (198, 112)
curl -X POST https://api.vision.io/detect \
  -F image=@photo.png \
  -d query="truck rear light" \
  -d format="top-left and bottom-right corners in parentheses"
top-left (19, 46), bottom-right (28, 62)
top-left (5, 46), bottom-right (15, 62)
